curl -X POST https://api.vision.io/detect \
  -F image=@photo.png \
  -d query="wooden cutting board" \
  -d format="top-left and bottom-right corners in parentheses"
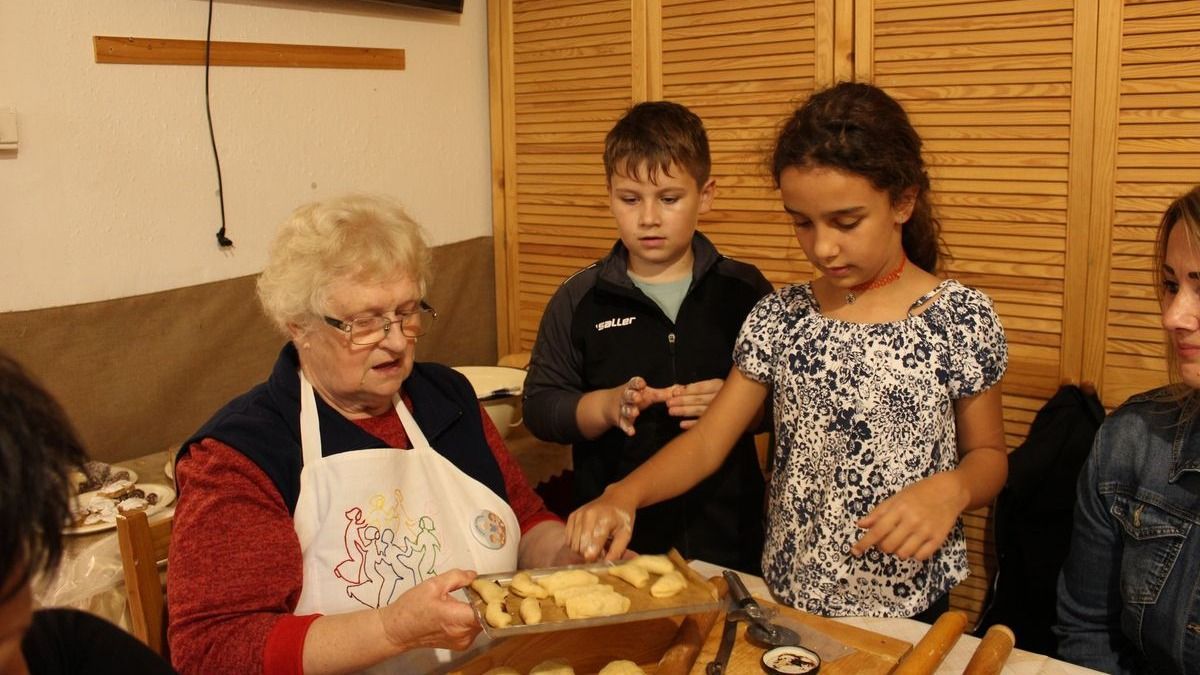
top-left (453, 594), bottom-right (911, 674)
top-left (690, 597), bottom-right (912, 674)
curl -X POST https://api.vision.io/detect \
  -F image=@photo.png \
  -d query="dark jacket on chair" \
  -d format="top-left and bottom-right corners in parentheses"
top-left (975, 384), bottom-right (1105, 655)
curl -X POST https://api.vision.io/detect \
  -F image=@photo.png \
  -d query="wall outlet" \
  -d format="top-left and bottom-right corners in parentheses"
top-left (0, 107), bottom-right (18, 148)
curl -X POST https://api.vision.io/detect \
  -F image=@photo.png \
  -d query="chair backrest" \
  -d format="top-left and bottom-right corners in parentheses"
top-left (116, 509), bottom-right (174, 658)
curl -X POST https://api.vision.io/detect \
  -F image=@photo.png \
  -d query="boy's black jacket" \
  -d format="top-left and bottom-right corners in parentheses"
top-left (524, 232), bottom-right (770, 573)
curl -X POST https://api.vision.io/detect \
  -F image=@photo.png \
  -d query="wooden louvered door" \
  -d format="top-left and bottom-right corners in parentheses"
top-left (489, 0), bottom-right (644, 351)
top-left (1084, 1), bottom-right (1200, 407)
top-left (658, 0), bottom-right (827, 287)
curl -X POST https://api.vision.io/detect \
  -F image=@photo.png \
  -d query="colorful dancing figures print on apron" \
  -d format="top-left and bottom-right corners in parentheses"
top-left (292, 372), bottom-right (519, 672)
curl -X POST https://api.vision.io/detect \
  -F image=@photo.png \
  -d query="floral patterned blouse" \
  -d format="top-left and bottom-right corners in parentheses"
top-left (734, 279), bottom-right (1007, 617)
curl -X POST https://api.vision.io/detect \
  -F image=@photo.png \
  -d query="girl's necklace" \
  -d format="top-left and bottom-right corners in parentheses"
top-left (845, 257), bottom-right (906, 304)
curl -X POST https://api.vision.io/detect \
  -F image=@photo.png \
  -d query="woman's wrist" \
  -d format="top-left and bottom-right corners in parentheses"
top-left (376, 605), bottom-right (411, 654)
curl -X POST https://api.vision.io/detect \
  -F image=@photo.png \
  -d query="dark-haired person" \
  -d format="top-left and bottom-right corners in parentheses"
top-left (1056, 186), bottom-right (1200, 674)
top-left (523, 100), bottom-right (771, 574)
top-left (0, 352), bottom-right (175, 675)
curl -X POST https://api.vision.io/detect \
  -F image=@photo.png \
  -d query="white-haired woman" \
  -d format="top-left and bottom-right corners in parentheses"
top-left (168, 194), bottom-right (574, 673)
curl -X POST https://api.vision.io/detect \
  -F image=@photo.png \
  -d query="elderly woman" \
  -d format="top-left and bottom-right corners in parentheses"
top-left (1055, 185), bottom-right (1200, 674)
top-left (168, 194), bottom-right (573, 673)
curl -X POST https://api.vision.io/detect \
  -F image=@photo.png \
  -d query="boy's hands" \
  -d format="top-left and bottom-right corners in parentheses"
top-left (611, 376), bottom-right (724, 435)
top-left (612, 376), bottom-right (671, 435)
top-left (664, 378), bottom-right (723, 429)
top-left (851, 471), bottom-right (969, 561)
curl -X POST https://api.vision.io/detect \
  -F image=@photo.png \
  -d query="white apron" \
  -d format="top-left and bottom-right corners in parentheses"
top-left (292, 373), bottom-right (519, 673)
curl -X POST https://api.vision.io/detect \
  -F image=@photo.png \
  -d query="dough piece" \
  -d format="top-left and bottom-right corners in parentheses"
top-left (553, 583), bottom-right (617, 607)
top-left (483, 668), bottom-right (521, 675)
top-left (629, 554), bottom-right (675, 575)
top-left (519, 596), bottom-right (542, 625)
top-left (649, 570), bottom-right (687, 598)
top-left (539, 569), bottom-right (600, 593)
top-left (485, 600), bottom-right (513, 628)
top-left (599, 660), bottom-right (647, 675)
top-left (606, 562), bottom-right (650, 589)
top-left (529, 660), bottom-right (575, 675)
top-left (509, 571), bottom-right (549, 599)
top-left (565, 590), bottom-right (631, 619)
top-left (471, 578), bottom-right (508, 604)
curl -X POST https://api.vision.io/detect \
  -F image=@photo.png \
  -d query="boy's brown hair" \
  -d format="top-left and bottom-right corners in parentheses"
top-left (603, 100), bottom-right (711, 187)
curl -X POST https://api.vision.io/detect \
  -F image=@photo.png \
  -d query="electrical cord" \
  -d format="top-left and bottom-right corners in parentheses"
top-left (206, 0), bottom-right (233, 248)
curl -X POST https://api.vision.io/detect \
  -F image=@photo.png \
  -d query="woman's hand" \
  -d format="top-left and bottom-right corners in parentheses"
top-left (379, 569), bottom-right (482, 652)
top-left (565, 485), bottom-right (638, 561)
top-left (851, 471), bottom-right (969, 561)
top-left (664, 378), bottom-right (724, 429)
top-left (519, 520), bottom-right (585, 568)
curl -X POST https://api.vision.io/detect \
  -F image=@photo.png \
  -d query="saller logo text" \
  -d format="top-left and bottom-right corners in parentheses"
top-left (595, 316), bottom-right (636, 332)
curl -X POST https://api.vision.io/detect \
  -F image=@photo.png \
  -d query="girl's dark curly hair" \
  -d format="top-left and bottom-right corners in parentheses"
top-left (0, 352), bottom-right (88, 601)
top-left (772, 82), bottom-right (943, 273)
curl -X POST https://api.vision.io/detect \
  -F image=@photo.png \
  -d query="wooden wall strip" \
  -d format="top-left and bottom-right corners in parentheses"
top-left (93, 36), bottom-right (405, 70)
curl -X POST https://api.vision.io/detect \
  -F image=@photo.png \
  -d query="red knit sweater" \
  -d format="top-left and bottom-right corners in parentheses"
top-left (166, 406), bottom-right (559, 674)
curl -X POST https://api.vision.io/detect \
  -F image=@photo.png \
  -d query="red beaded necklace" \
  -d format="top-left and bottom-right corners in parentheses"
top-left (845, 256), bottom-right (906, 304)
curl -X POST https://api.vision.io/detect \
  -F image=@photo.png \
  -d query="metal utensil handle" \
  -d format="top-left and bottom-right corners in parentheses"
top-left (705, 615), bottom-right (739, 675)
top-left (722, 570), bottom-right (754, 608)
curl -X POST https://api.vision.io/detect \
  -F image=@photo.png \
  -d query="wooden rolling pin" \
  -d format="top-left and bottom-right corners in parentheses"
top-left (891, 610), bottom-right (968, 675)
top-left (963, 625), bottom-right (1016, 675)
top-left (655, 577), bottom-right (726, 675)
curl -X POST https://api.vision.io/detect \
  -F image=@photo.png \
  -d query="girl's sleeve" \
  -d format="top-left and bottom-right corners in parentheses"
top-left (167, 439), bottom-right (317, 674)
top-left (948, 287), bottom-right (1008, 399)
top-left (733, 291), bottom-right (785, 385)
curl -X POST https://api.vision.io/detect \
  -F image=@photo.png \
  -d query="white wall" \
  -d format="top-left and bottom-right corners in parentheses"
top-left (0, 0), bottom-right (491, 311)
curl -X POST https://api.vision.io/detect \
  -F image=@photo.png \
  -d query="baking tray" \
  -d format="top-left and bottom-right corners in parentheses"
top-left (463, 549), bottom-right (719, 638)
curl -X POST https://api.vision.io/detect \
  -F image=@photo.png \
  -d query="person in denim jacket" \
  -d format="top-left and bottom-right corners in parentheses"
top-left (1056, 185), bottom-right (1200, 674)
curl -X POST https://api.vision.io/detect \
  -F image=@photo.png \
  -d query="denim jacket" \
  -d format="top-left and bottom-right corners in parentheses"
top-left (1055, 388), bottom-right (1200, 674)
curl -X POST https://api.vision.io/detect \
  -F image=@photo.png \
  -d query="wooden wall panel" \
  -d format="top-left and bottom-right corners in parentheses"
top-left (1093, 0), bottom-right (1200, 407)
top-left (660, 0), bottom-right (820, 287)
top-left (504, 0), bottom-right (638, 350)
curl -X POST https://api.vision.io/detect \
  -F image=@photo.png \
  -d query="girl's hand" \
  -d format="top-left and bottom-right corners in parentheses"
top-left (565, 486), bottom-right (637, 561)
top-left (664, 378), bottom-right (724, 429)
top-left (612, 376), bottom-right (673, 435)
top-left (380, 569), bottom-right (482, 651)
top-left (851, 472), bottom-right (969, 561)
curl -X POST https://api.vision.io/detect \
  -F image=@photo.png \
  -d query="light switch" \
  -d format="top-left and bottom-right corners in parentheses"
top-left (0, 107), bottom-right (18, 149)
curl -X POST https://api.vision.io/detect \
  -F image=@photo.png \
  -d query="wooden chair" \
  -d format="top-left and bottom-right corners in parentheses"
top-left (115, 509), bottom-right (173, 658)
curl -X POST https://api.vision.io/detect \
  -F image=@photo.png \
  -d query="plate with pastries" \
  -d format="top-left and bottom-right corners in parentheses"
top-left (66, 480), bottom-right (176, 535)
top-left (69, 460), bottom-right (139, 495)
top-left (463, 549), bottom-right (718, 639)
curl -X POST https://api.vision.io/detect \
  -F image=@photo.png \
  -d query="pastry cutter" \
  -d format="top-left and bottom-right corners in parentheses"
top-left (705, 570), bottom-right (800, 674)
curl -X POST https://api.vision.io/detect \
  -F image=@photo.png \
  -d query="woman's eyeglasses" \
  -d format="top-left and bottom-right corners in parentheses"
top-left (323, 301), bottom-right (437, 345)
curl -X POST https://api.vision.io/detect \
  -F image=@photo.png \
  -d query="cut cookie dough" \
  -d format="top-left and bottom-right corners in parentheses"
top-left (606, 562), bottom-right (650, 589)
top-left (471, 578), bottom-right (508, 604)
top-left (649, 569), bottom-right (687, 598)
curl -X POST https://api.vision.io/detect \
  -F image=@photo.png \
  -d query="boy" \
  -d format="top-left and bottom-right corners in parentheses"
top-left (522, 101), bottom-right (770, 573)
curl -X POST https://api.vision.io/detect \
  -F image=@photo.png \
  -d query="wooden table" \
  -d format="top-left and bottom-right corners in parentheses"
top-left (688, 561), bottom-right (1103, 675)
top-left (33, 447), bottom-right (176, 629)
